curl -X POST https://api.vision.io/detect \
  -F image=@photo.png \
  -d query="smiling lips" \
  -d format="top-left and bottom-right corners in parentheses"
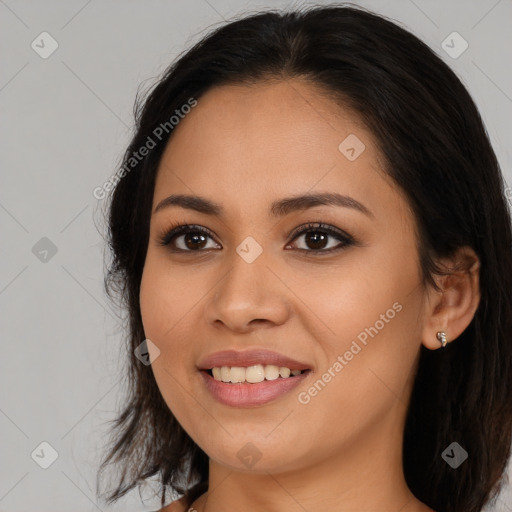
top-left (197, 349), bottom-right (312, 407)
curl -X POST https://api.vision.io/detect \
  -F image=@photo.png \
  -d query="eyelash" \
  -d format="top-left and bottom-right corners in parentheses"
top-left (157, 221), bottom-right (356, 255)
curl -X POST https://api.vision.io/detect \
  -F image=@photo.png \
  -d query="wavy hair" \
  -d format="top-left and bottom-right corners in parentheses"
top-left (96, 4), bottom-right (512, 512)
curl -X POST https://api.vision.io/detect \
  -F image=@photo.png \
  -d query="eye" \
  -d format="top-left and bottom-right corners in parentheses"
top-left (157, 223), bottom-right (220, 252)
top-left (285, 222), bottom-right (355, 254)
top-left (157, 222), bottom-right (355, 254)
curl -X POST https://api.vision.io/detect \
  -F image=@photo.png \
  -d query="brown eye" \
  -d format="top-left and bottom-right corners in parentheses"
top-left (158, 224), bottom-right (220, 252)
top-left (181, 232), bottom-right (209, 250)
top-left (287, 223), bottom-right (355, 253)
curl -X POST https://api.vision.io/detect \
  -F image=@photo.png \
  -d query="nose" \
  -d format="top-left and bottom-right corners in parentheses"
top-left (205, 250), bottom-right (292, 333)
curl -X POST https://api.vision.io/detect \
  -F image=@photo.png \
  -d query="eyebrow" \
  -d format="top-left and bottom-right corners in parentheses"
top-left (153, 192), bottom-right (374, 219)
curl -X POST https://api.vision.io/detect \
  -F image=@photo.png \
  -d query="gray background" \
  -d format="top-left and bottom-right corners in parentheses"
top-left (1, 0), bottom-right (511, 510)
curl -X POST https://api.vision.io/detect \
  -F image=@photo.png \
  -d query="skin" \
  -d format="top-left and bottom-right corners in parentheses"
top-left (139, 79), bottom-right (480, 512)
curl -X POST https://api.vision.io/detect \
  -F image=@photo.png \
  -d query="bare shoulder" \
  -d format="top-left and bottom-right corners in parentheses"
top-left (156, 495), bottom-right (191, 512)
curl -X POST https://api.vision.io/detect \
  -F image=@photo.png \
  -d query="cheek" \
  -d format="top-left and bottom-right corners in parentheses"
top-left (295, 246), bottom-right (422, 350)
top-left (139, 253), bottom-right (198, 337)
top-left (139, 254), bottom-right (206, 412)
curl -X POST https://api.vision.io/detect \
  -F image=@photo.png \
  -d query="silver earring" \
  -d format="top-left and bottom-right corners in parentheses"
top-left (436, 331), bottom-right (447, 348)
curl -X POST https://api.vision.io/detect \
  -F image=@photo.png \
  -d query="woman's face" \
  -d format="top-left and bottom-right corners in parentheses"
top-left (140, 79), bottom-right (432, 474)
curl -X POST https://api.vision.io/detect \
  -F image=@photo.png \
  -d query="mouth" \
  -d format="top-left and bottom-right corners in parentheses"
top-left (197, 349), bottom-right (313, 407)
top-left (199, 366), bottom-right (312, 407)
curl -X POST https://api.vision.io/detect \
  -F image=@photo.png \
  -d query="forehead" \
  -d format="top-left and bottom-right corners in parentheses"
top-left (161, 79), bottom-right (375, 164)
top-left (153, 79), bottom-right (408, 222)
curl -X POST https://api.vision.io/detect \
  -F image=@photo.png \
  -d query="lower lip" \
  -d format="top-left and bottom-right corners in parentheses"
top-left (200, 370), bottom-right (310, 407)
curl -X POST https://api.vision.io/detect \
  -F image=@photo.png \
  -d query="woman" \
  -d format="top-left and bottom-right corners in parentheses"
top-left (97, 4), bottom-right (512, 512)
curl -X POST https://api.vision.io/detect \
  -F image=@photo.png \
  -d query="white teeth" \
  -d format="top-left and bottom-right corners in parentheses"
top-left (264, 365), bottom-right (280, 381)
top-left (279, 367), bottom-right (291, 378)
top-left (246, 365), bottom-right (265, 383)
top-left (229, 366), bottom-right (245, 383)
top-left (210, 364), bottom-right (305, 383)
top-left (220, 366), bottom-right (230, 382)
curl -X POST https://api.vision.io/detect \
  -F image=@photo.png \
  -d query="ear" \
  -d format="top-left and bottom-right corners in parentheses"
top-left (422, 246), bottom-right (481, 350)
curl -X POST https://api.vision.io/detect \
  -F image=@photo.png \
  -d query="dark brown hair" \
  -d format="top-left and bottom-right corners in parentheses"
top-left (96, 4), bottom-right (512, 512)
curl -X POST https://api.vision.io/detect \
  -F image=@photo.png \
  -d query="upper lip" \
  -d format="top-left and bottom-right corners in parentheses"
top-left (197, 349), bottom-right (312, 371)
